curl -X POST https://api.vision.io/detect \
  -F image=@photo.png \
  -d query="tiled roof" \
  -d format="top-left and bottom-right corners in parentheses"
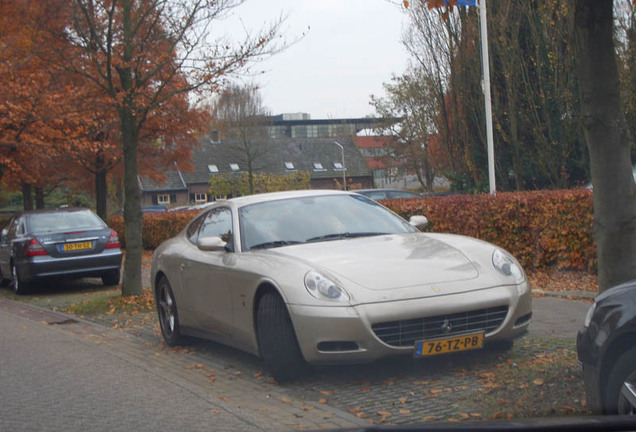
top-left (138, 167), bottom-right (187, 192)
top-left (139, 136), bottom-right (372, 192)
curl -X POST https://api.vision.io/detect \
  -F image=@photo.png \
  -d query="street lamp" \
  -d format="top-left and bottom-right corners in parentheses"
top-left (333, 141), bottom-right (346, 190)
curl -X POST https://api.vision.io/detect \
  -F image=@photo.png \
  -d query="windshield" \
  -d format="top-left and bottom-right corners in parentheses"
top-left (238, 194), bottom-right (416, 250)
top-left (26, 210), bottom-right (105, 234)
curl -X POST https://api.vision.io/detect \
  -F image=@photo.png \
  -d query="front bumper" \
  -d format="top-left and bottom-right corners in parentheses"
top-left (289, 284), bottom-right (532, 364)
top-left (17, 249), bottom-right (123, 283)
top-left (577, 326), bottom-right (603, 413)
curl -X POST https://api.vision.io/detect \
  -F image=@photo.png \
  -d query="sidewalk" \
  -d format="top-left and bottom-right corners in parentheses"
top-left (0, 298), bottom-right (367, 431)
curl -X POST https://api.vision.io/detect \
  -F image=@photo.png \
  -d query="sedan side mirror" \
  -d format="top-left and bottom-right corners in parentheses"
top-left (409, 215), bottom-right (429, 230)
top-left (197, 236), bottom-right (227, 252)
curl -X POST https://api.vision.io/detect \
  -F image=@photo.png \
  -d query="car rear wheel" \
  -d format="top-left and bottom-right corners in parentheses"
top-left (256, 292), bottom-right (306, 383)
top-left (156, 276), bottom-right (183, 346)
top-left (605, 346), bottom-right (636, 415)
top-left (101, 269), bottom-right (121, 286)
top-left (11, 263), bottom-right (31, 295)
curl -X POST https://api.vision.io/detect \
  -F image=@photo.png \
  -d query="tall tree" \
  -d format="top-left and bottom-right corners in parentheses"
top-left (43, 0), bottom-right (285, 296)
top-left (212, 83), bottom-right (271, 195)
top-left (371, 71), bottom-right (438, 191)
top-left (574, 0), bottom-right (636, 292)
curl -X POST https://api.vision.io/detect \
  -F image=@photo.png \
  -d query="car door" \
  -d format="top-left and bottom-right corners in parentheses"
top-left (0, 216), bottom-right (18, 278)
top-left (178, 207), bottom-right (235, 336)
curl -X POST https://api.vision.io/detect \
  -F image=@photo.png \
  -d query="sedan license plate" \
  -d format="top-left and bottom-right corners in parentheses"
top-left (62, 241), bottom-right (93, 252)
top-left (414, 332), bottom-right (484, 358)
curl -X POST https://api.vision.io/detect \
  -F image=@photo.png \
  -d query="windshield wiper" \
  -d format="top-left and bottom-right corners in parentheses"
top-left (306, 232), bottom-right (389, 243)
top-left (250, 240), bottom-right (303, 250)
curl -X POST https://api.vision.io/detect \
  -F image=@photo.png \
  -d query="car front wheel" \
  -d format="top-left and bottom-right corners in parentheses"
top-left (605, 346), bottom-right (636, 415)
top-left (256, 292), bottom-right (306, 383)
top-left (11, 264), bottom-right (31, 295)
top-left (156, 276), bottom-right (183, 346)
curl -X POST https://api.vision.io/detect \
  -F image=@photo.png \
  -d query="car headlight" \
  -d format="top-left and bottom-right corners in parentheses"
top-left (583, 302), bottom-right (597, 328)
top-left (304, 271), bottom-right (350, 303)
top-left (492, 249), bottom-right (525, 284)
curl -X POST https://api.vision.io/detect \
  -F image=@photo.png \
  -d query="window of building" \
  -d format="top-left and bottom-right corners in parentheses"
top-left (284, 162), bottom-right (295, 171)
top-left (333, 162), bottom-right (344, 170)
top-left (230, 163), bottom-right (240, 172)
top-left (208, 164), bottom-right (219, 173)
top-left (157, 194), bottom-right (170, 204)
top-left (194, 193), bottom-right (207, 203)
top-left (313, 162), bottom-right (325, 171)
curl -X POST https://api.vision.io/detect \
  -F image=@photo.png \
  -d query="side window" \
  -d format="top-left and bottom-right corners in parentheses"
top-left (7, 217), bottom-right (21, 238)
top-left (186, 214), bottom-right (206, 244)
top-left (197, 208), bottom-right (233, 244)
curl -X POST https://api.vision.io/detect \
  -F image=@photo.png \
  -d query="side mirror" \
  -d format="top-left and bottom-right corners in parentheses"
top-left (409, 215), bottom-right (429, 231)
top-left (0, 228), bottom-right (7, 245)
top-left (197, 236), bottom-right (227, 252)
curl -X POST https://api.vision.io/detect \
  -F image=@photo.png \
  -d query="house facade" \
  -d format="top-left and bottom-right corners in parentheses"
top-left (139, 135), bottom-right (373, 207)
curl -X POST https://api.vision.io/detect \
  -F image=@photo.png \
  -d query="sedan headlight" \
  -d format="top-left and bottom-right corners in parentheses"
top-left (304, 271), bottom-right (350, 303)
top-left (492, 249), bottom-right (525, 284)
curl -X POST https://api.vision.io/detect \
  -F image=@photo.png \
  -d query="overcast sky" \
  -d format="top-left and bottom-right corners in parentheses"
top-left (221, 0), bottom-right (409, 119)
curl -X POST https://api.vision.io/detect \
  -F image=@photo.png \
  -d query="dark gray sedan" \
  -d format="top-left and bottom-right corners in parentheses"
top-left (577, 280), bottom-right (636, 414)
top-left (0, 208), bottom-right (123, 294)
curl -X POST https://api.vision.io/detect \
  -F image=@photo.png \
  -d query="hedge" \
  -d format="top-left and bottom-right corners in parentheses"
top-left (108, 188), bottom-right (596, 271)
top-left (108, 210), bottom-right (199, 250)
top-left (382, 188), bottom-right (596, 271)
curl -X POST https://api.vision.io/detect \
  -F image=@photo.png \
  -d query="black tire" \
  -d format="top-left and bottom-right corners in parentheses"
top-left (604, 346), bottom-right (636, 415)
top-left (101, 269), bottom-right (121, 286)
top-left (11, 263), bottom-right (31, 295)
top-left (256, 292), bottom-right (306, 383)
top-left (156, 276), bottom-right (183, 346)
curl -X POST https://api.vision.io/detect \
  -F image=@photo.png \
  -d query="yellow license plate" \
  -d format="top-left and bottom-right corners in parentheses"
top-left (62, 241), bottom-right (93, 252)
top-left (414, 332), bottom-right (484, 358)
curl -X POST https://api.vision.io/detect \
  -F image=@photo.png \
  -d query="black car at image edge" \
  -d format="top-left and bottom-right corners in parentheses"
top-left (0, 207), bottom-right (123, 294)
top-left (577, 279), bottom-right (636, 415)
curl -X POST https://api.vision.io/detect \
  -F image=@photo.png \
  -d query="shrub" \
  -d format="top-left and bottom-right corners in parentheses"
top-left (383, 189), bottom-right (596, 271)
top-left (108, 210), bottom-right (198, 249)
top-left (109, 189), bottom-right (596, 271)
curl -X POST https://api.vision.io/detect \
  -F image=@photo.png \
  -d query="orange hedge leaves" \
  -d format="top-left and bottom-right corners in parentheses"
top-left (383, 188), bottom-right (596, 271)
top-left (108, 211), bottom-right (198, 250)
top-left (108, 189), bottom-right (596, 271)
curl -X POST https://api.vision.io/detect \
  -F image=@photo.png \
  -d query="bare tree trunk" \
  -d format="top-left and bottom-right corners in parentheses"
top-left (121, 107), bottom-right (143, 296)
top-left (22, 183), bottom-right (33, 210)
top-left (35, 187), bottom-right (44, 209)
top-left (119, 0), bottom-right (142, 296)
top-left (574, 0), bottom-right (636, 292)
top-left (95, 153), bottom-right (108, 220)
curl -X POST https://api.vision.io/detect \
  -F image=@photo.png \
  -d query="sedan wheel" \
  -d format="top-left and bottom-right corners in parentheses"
top-left (101, 269), bottom-right (121, 286)
top-left (156, 277), bottom-right (183, 346)
top-left (256, 292), bottom-right (306, 383)
top-left (11, 264), bottom-right (30, 295)
top-left (606, 347), bottom-right (636, 415)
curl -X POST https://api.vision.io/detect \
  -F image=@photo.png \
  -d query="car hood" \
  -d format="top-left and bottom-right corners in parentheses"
top-left (271, 233), bottom-right (480, 291)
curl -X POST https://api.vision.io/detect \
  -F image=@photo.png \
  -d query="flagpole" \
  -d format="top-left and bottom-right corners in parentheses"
top-left (479, 0), bottom-right (496, 194)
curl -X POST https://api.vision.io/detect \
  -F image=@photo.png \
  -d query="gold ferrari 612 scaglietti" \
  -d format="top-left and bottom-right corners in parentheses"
top-left (151, 190), bottom-right (532, 382)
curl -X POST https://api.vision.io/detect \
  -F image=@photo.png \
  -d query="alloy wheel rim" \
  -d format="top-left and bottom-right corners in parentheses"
top-left (159, 284), bottom-right (175, 335)
top-left (618, 372), bottom-right (636, 415)
top-left (11, 265), bottom-right (18, 292)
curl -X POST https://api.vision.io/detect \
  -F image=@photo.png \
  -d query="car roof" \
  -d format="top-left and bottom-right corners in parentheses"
top-left (13, 207), bottom-right (94, 218)
top-left (221, 189), bottom-right (355, 208)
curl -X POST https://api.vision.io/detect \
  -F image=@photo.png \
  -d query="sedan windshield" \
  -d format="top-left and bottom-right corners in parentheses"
top-left (239, 194), bottom-right (416, 250)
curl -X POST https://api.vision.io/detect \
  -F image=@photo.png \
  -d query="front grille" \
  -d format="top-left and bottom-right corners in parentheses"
top-left (372, 306), bottom-right (509, 347)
